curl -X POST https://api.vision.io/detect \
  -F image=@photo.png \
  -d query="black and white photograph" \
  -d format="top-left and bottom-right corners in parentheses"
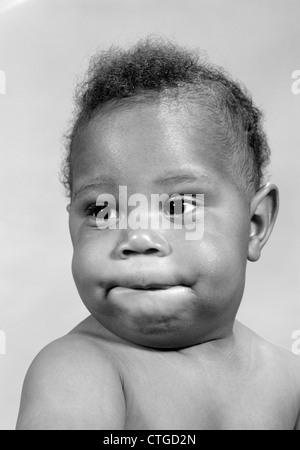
top-left (0, 0), bottom-right (300, 431)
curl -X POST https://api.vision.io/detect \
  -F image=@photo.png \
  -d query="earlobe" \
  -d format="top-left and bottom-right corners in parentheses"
top-left (66, 204), bottom-right (71, 213)
top-left (247, 183), bottom-right (279, 262)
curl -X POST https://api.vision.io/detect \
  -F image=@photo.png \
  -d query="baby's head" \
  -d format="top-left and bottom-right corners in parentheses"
top-left (63, 38), bottom-right (278, 349)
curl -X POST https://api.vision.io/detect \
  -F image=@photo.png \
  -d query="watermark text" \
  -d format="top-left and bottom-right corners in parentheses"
top-left (94, 187), bottom-right (204, 241)
top-left (103, 433), bottom-right (196, 446)
top-left (0, 70), bottom-right (6, 95)
top-left (0, 330), bottom-right (6, 355)
top-left (291, 70), bottom-right (300, 95)
top-left (292, 330), bottom-right (300, 356)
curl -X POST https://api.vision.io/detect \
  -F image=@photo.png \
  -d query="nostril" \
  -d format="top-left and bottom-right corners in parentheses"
top-left (122, 248), bottom-right (159, 257)
top-left (117, 232), bottom-right (171, 259)
top-left (144, 248), bottom-right (159, 255)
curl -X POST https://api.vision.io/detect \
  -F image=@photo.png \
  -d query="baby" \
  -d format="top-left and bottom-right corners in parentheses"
top-left (17, 39), bottom-right (300, 430)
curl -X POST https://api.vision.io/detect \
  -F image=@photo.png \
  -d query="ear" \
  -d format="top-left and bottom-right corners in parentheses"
top-left (66, 203), bottom-right (75, 247)
top-left (247, 183), bottom-right (279, 262)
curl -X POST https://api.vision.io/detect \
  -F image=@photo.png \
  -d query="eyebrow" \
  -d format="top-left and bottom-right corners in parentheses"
top-left (73, 171), bottom-right (214, 201)
top-left (153, 171), bottom-right (214, 187)
top-left (73, 179), bottom-right (117, 201)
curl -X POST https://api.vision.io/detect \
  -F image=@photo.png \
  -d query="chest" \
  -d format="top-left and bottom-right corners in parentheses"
top-left (122, 357), bottom-right (296, 430)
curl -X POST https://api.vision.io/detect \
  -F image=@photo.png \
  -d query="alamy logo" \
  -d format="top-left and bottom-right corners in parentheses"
top-left (93, 187), bottom-right (204, 241)
top-left (0, 70), bottom-right (6, 95)
top-left (291, 70), bottom-right (300, 95)
top-left (0, 330), bottom-right (6, 355)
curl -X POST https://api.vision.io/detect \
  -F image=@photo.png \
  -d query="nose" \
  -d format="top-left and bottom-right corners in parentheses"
top-left (115, 230), bottom-right (171, 259)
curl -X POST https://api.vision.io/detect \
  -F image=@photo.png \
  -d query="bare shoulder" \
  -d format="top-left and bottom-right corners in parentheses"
top-left (257, 334), bottom-right (300, 430)
top-left (236, 321), bottom-right (300, 428)
top-left (16, 318), bottom-right (125, 430)
top-left (236, 321), bottom-right (300, 382)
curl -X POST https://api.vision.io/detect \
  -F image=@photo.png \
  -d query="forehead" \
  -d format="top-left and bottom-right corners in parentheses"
top-left (72, 100), bottom-right (230, 193)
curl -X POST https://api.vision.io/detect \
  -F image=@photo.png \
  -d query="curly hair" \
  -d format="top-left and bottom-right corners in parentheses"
top-left (61, 37), bottom-right (270, 199)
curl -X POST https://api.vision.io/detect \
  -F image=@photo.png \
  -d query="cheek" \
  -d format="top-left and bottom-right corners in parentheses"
top-left (71, 236), bottom-right (111, 294)
top-left (179, 224), bottom-right (249, 306)
top-left (175, 219), bottom-right (248, 272)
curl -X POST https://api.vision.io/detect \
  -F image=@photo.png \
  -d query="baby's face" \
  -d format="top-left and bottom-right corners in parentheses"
top-left (69, 100), bottom-right (251, 348)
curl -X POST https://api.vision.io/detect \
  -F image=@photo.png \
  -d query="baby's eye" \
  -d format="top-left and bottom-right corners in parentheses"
top-left (86, 202), bottom-right (119, 228)
top-left (87, 202), bottom-right (109, 219)
top-left (163, 195), bottom-right (203, 224)
top-left (167, 198), bottom-right (193, 216)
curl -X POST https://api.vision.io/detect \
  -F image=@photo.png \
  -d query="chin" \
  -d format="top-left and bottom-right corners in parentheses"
top-left (100, 318), bottom-right (215, 350)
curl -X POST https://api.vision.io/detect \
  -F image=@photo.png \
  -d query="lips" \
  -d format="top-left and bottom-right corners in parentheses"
top-left (107, 284), bottom-right (175, 293)
top-left (106, 280), bottom-right (186, 293)
top-left (110, 286), bottom-right (190, 295)
top-left (107, 285), bottom-right (197, 310)
top-left (130, 284), bottom-right (174, 290)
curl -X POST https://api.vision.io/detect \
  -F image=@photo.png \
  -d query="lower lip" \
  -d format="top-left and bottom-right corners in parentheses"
top-left (107, 285), bottom-right (196, 309)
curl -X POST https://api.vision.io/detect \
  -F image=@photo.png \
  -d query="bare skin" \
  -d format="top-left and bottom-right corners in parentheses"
top-left (17, 317), bottom-right (300, 430)
top-left (16, 100), bottom-right (300, 429)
